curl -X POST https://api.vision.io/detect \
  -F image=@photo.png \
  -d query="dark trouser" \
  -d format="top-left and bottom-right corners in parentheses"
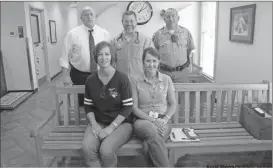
top-left (70, 66), bottom-right (91, 106)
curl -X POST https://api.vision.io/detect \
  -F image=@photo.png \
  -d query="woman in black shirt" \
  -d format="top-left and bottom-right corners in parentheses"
top-left (82, 41), bottom-right (133, 167)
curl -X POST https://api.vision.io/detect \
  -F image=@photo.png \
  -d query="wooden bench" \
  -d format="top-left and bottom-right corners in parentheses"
top-left (30, 81), bottom-right (272, 167)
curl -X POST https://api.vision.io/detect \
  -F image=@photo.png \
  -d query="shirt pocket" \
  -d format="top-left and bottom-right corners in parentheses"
top-left (158, 39), bottom-right (172, 55)
top-left (177, 37), bottom-right (188, 48)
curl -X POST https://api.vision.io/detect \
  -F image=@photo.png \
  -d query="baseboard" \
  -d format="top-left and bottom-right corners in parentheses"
top-left (51, 71), bottom-right (62, 81)
top-left (8, 89), bottom-right (37, 93)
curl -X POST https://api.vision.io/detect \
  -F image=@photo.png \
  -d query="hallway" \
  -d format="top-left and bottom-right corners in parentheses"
top-left (1, 74), bottom-right (64, 167)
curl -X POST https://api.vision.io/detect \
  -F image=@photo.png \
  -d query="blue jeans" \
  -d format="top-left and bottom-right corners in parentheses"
top-left (82, 122), bottom-right (133, 167)
top-left (133, 119), bottom-right (172, 167)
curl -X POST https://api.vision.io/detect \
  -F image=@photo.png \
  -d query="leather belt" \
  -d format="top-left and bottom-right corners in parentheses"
top-left (159, 63), bottom-right (186, 72)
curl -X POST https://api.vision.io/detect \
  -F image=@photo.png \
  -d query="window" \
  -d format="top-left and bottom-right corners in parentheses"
top-left (200, 2), bottom-right (217, 79)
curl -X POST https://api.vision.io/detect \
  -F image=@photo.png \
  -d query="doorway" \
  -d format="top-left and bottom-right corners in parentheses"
top-left (29, 7), bottom-right (49, 87)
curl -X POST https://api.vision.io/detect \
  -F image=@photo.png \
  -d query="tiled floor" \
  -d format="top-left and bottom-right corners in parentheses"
top-left (1, 73), bottom-right (272, 167)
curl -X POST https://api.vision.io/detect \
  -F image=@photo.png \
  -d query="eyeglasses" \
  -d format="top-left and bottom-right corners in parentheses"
top-left (100, 85), bottom-right (107, 99)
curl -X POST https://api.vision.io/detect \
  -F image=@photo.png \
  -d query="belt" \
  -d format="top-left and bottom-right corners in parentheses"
top-left (159, 63), bottom-right (186, 72)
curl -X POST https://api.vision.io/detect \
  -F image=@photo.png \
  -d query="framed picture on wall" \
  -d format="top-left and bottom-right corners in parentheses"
top-left (229, 4), bottom-right (256, 44)
top-left (49, 20), bottom-right (57, 43)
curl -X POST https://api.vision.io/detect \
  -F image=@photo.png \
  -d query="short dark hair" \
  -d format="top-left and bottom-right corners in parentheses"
top-left (93, 41), bottom-right (116, 65)
top-left (142, 47), bottom-right (161, 63)
top-left (122, 10), bottom-right (137, 21)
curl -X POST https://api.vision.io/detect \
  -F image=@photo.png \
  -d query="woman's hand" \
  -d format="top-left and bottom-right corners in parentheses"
top-left (154, 118), bottom-right (168, 137)
top-left (91, 122), bottom-right (102, 139)
top-left (98, 125), bottom-right (115, 140)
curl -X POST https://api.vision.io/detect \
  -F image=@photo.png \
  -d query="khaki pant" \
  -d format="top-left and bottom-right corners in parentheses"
top-left (133, 119), bottom-right (172, 167)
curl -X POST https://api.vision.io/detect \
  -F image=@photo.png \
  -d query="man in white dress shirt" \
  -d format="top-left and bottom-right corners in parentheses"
top-left (60, 6), bottom-right (110, 105)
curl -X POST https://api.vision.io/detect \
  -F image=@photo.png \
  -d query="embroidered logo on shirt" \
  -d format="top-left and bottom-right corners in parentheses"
top-left (159, 84), bottom-right (165, 91)
top-left (109, 88), bottom-right (118, 98)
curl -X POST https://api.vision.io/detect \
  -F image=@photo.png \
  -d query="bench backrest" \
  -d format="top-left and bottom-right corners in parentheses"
top-left (52, 81), bottom-right (271, 127)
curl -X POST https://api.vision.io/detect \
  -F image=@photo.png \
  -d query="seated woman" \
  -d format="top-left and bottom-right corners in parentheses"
top-left (82, 41), bottom-right (133, 167)
top-left (131, 47), bottom-right (177, 167)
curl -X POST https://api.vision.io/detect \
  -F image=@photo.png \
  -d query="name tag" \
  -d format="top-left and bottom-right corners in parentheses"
top-left (149, 111), bottom-right (159, 119)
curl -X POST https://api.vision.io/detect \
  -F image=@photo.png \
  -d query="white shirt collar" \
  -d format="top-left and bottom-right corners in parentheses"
top-left (82, 24), bottom-right (97, 33)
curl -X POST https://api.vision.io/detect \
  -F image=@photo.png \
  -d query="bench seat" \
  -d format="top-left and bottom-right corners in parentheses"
top-left (41, 122), bottom-right (272, 163)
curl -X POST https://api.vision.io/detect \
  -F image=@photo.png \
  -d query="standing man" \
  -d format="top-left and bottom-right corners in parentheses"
top-left (152, 8), bottom-right (195, 83)
top-left (111, 10), bottom-right (153, 81)
top-left (60, 6), bottom-right (110, 105)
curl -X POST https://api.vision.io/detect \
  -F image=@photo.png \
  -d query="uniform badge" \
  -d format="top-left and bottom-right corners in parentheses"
top-left (159, 84), bottom-right (165, 91)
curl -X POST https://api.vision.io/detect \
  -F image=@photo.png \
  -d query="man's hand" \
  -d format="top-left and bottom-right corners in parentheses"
top-left (98, 125), bottom-right (115, 140)
top-left (63, 75), bottom-right (72, 86)
top-left (62, 67), bottom-right (72, 86)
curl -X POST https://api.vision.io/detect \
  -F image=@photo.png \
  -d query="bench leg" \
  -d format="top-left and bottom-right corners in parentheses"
top-left (168, 149), bottom-right (176, 166)
top-left (34, 135), bottom-right (44, 166)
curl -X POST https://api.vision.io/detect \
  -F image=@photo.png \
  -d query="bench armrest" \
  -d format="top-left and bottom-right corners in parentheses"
top-left (30, 109), bottom-right (56, 137)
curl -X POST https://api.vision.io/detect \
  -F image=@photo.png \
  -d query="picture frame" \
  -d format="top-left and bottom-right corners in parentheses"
top-left (49, 20), bottom-right (57, 43)
top-left (229, 4), bottom-right (256, 44)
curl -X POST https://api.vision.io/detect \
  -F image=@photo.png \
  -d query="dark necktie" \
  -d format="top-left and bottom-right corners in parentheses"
top-left (89, 29), bottom-right (97, 72)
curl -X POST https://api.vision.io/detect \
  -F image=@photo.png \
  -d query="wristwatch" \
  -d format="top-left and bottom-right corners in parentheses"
top-left (112, 122), bottom-right (118, 129)
top-left (164, 115), bottom-right (171, 121)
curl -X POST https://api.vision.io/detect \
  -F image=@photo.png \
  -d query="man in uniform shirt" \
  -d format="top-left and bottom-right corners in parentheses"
top-left (60, 6), bottom-right (110, 105)
top-left (152, 8), bottom-right (195, 83)
top-left (111, 11), bottom-right (153, 81)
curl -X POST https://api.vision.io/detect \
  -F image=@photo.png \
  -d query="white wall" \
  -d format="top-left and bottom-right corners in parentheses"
top-left (1, 2), bottom-right (32, 90)
top-left (77, 2), bottom-right (193, 39)
top-left (178, 2), bottom-right (200, 65)
top-left (215, 2), bottom-right (272, 83)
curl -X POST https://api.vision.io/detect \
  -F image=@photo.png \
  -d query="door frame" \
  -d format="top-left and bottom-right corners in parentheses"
top-left (28, 5), bottom-right (50, 89)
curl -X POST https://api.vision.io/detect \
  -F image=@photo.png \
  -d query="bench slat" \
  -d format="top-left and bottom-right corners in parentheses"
top-left (194, 128), bottom-right (247, 134)
top-left (174, 92), bottom-right (179, 124)
top-left (227, 90), bottom-right (233, 122)
top-left (63, 94), bottom-right (69, 126)
top-left (216, 91), bottom-right (222, 122)
top-left (44, 135), bottom-right (254, 142)
top-left (48, 129), bottom-right (249, 139)
top-left (206, 91), bottom-right (212, 122)
top-left (184, 92), bottom-right (190, 124)
top-left (200, 135), bottom-right (253, 141)
top-left (73, 94), bottom-right (80, 125)
top-left (236, 90), bottom-right (243, 121)
top-left (43, 138), bottom-right (271, 150)
top-left (51, 122), bottom-right (243, 133)
top-left (172, 122), bottom-right (242, 129)
top-left (197, 132), bottom-right (250, 137)
top-left (166, 139), bottom-right (271, 148)
top-left (195, 91), bottom-right (200, 123)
